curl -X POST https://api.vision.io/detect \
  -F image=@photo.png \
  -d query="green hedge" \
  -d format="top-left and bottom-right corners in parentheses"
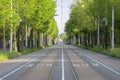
top-left (79, 46), bottom-right (120, 59)
top-left (0, 45), bottom-right (46, 62)
top-left (111, 48), bottom-right (120, 58)
top-left (0, 51), bottom-right (18, 62)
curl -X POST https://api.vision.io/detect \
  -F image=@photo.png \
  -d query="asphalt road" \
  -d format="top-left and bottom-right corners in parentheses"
top-left (0, 45), bottom-right (120, 80)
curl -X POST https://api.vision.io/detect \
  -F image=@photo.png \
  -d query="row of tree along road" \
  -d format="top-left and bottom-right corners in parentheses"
top-left (65, 0), bottom-right (120, 50)
top-left (0, 0), bottom-right (58, 54)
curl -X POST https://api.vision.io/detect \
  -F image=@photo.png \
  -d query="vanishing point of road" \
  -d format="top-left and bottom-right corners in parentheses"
top-left (0, 45), bottom-right (120, 80)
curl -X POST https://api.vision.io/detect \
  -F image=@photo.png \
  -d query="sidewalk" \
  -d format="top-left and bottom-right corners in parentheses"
top-left (0, 50), bottom-right (44, 77)
top-left (74, 46), bottom-right (120, 73)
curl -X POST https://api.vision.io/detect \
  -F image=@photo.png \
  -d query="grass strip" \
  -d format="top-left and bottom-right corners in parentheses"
top-left (79, 46), bottom-right (120, 59)
top-left (0, 45), bottom-right (46, 62)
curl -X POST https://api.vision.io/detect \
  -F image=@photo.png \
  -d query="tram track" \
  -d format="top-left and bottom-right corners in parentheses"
top-left (18, 46), bottom-right (58, 80)
top-left (1, 45), bottom-right (120, 80)
top-left (66, 45), bottom-right (106, 80)
top-left (64, 46), bottom-right (78, 80)
top-left (48, 47), bottom-right (60, 80)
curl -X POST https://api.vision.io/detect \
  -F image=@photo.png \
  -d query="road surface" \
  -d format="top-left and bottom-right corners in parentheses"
top-left (0, 45), bottom-right (120, 80)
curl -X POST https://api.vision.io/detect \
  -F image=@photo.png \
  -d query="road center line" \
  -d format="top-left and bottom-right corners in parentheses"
top-left (0, 53), bottom-right (46, 80)
top-left (62, 45), bottom-right (65, 80)
top-left (85, 55), bottom-right (120, 75)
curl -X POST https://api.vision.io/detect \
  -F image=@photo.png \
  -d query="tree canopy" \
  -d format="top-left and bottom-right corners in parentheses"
top-left (65, 0), bottom-right (120, 48)
top-left (0, 0), bottom-right (58, 52)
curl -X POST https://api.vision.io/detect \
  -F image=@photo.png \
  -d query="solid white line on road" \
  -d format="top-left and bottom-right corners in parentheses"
top-left (62, 45), bottom-right (65, 80)
top-left (0, 53), bottom-right (46, 80)
top-left (86, 55), bottom-right (120, 75)
top-left (71, 65), bottom-right (78, 80)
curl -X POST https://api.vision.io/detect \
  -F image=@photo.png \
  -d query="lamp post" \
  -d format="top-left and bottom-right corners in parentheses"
top-left (103, 17), bottom-right (108, 49)
top-left (102, 0), bottom-right (108, 49)
top-left (10, 0), bottom-right (13, 52)
top-left (97, 13), bottom-right (100, 46)
top-left (111, 7), bottom-right (114, 50)
top-left (105, 0), bottom-right (108, 49)
top-left (105, 19), bottom-right (108, 49)
top-left (25, 18), bottom-right (28, 47)
top-left (17, 18), bottom-right (22, 52)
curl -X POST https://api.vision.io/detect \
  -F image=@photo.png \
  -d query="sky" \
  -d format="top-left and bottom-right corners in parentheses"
top-left (55, 0), bottom-right (74, 34)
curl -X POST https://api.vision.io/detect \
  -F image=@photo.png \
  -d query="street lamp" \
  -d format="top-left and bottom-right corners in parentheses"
top-left (10, 0), bottom-right (13, 52)
top-left (17, 18), bottom-right (22, 52)
top-left (111, 7), bottom-right (114, 50)
top-left (103, 17), bottom-right (108, 49)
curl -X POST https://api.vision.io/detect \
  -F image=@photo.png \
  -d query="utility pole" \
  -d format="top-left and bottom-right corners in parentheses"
top-left (97, 13), bottom-right (100, 46)
top-left (10, 0), bottom-right (13, 52)
top-left (111, 7), bottom-right (114, 50)
top-left (17, 0), bottom-right (22, 52)
top-left (25, 18), bottom-right (28, 47)
top-left (25, 1), bottom-right (28, 47)
top-left (61, 0), bottom-right (63, 35)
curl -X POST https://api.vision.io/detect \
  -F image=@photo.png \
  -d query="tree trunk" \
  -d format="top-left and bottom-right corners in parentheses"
top-left (105, 25), bottom-right (108, 49)
top-left (91, 32), bottom-right (94, 48)
top-left (33, 31), bottom-right (35, 47)
top-left (78, 35), bottom-right (81, 46)
top-left (47, 36), bottom-right (50, 45)
top-left (76, 34), bottom-right (79, 45)
top-left (28, 36), bottom-right (31, 48)
top-left (45, 35), bottom-right (48, 45)
top-left (13, 26), bottom-right (18, 53)
top-left (73, 36), bottom-right (76, 45)
top-left (30, 29), bottom-right (33, 48)
top-left (3, 25), bottom-right (6, 50)
top-left (17, 27), bottom-right (21, 52)
top-left (94, 29), bottom-right (97, 46)
top-left (90, 32), bottom-right (92, 46)
top-left (37, 30), bottom-right (40, 47)
top-left (84, 31), bottom-right (87, 47)
top-left (97, 13), bottom-right (100, 46)
top-left (40, 33), bottom-right (44, 45)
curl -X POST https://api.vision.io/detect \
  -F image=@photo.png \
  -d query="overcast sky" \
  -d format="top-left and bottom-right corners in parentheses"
top-left (55, 0), bottom-right (74, 34)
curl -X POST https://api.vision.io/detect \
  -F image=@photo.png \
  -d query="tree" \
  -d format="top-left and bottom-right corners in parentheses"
top-left (65, 0), bottom-right (94, 46)
top-left (0, 0), bottom-right (58, 52)
top-left (65, 0), bottom-right (120, 49)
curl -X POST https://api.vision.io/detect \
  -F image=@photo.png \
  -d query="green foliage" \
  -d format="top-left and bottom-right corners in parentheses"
top-left (0, 46), bottom-right (45, 62)
top-left (0, 51), bottom-right (18, 62)
top-left (20, 46), bottom-right (43, 55)
top-left (65, 0), bottom-right (94, 38)
top-left (65, 0), bottom-right (120, 48)
top-left (0, 0), bottom-right (58, 36)
top-left (66, 0), bottom-right (120, 58)
top-left (111, 48), bottom-right (120, 58)
top-left (0, 0), bottom-right (58, 56)
top-left (0, 53), bottom-right (8, 61)
top-left (90, 46), bottom-right (110, 55)
top-left (54, 36), bottom-right (59, 42)
top-left (45, 18), bottom-right (58, 38)
top-left (91, 47), bottom-right (120, 59)
top-left (59, 33), bottom-right (68, 41)
top-left (79, 46), bottom-right (120, 59)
